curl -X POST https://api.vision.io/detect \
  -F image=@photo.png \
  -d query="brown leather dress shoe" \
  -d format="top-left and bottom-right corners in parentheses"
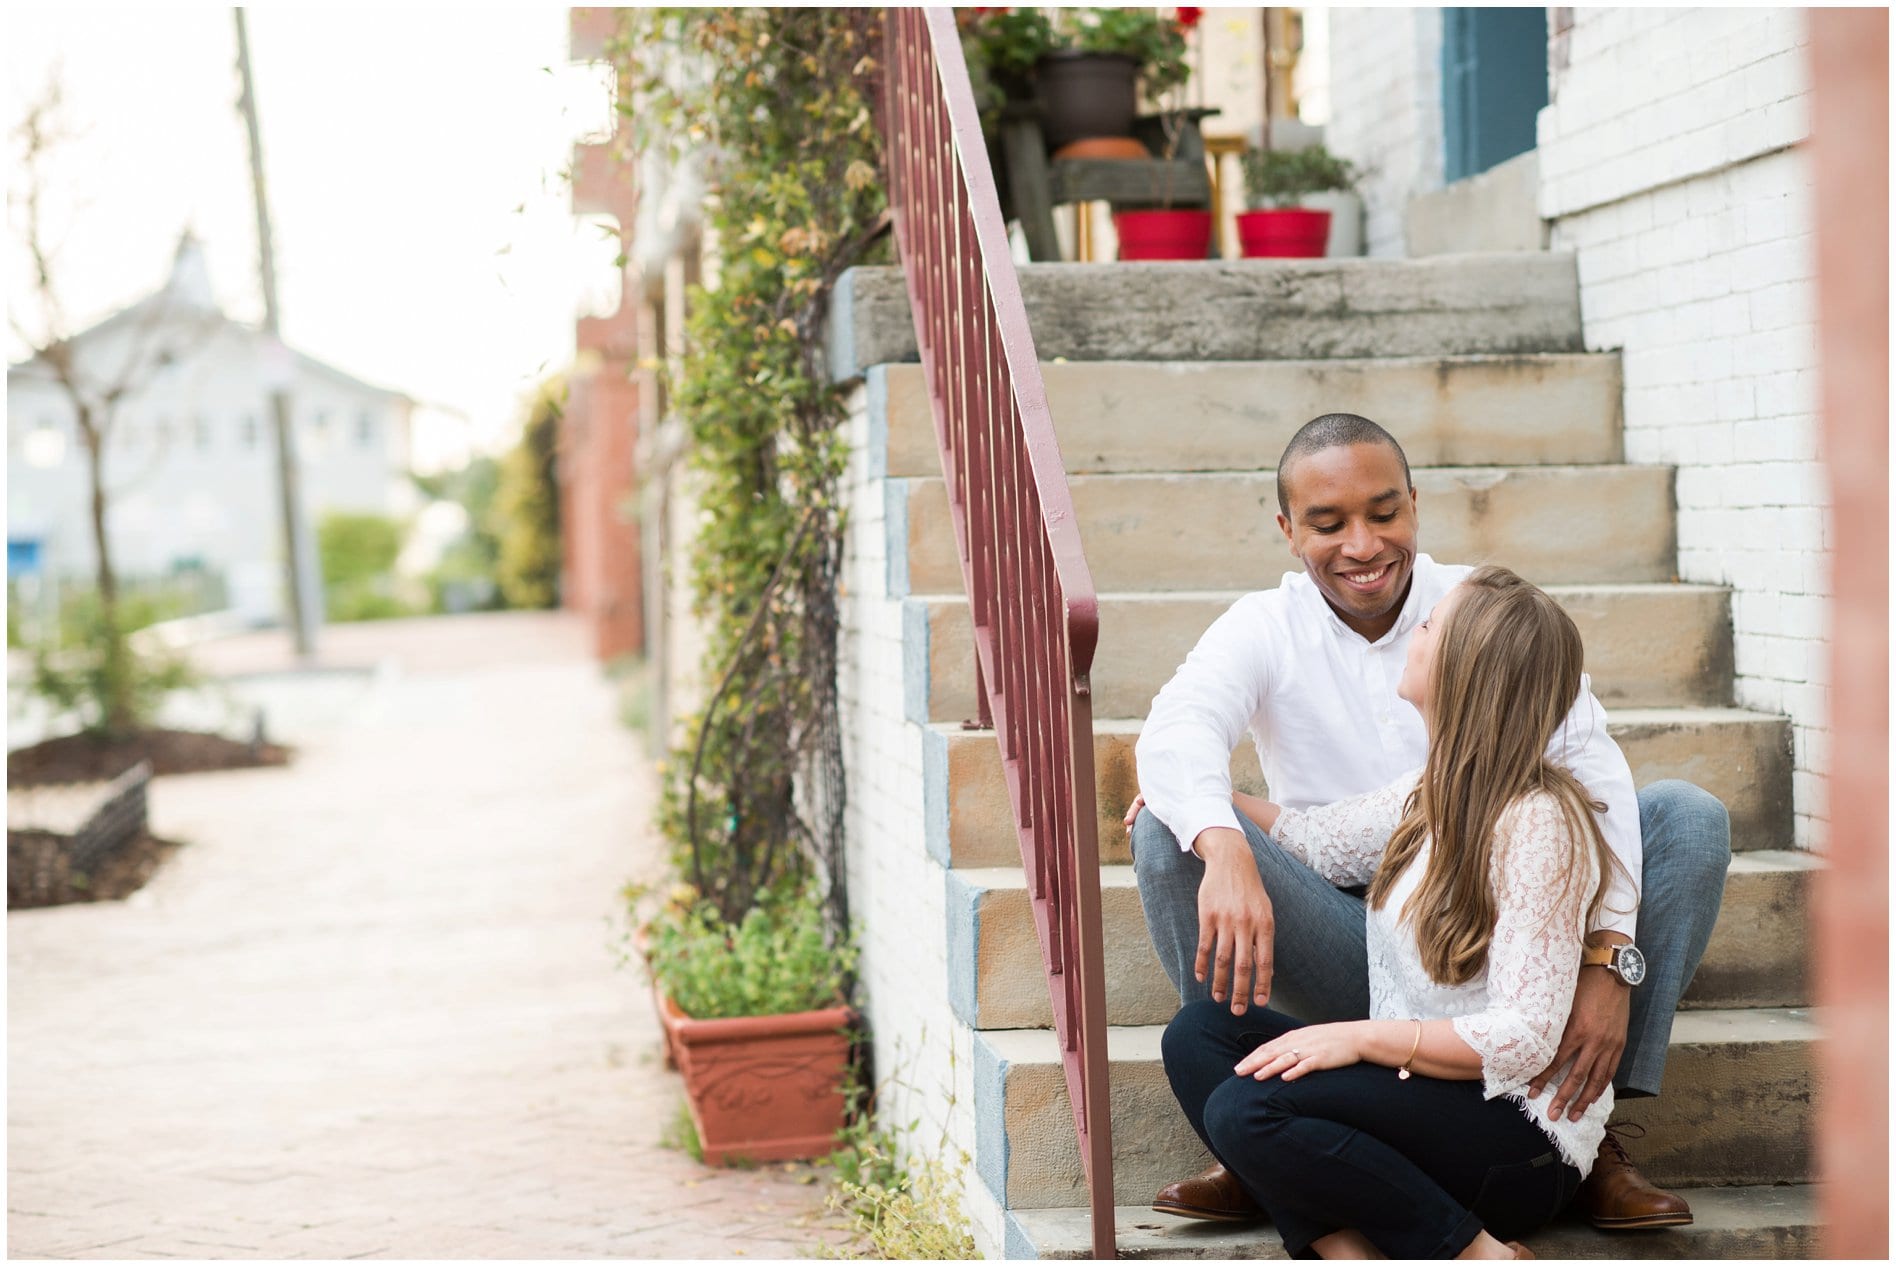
top-left (1577, 1126), bottom-right (1694, 1229)
top-left (1152, 1162), bottom-right (1262, 1222)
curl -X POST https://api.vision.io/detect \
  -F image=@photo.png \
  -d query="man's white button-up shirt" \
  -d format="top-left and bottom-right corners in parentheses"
top-left (1134, 553), bottom-right (1643, 938)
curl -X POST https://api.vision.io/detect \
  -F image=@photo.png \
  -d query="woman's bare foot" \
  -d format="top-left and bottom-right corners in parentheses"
top-left (1455, 1229), bottom-right (1526, 1259)
top-left (1311, 1228), bottom-right (1386, 1258)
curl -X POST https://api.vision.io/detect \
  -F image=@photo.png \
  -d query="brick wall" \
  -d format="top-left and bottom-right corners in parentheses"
top-left (1540, 8), bottom-right (1828, 848)
top-left (835, 381), bottom-right (982, 1213)
top-left (1324, 8), bottom-right (1444, 257)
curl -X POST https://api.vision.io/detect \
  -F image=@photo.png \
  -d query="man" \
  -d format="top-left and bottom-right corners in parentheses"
top-left (1131, 413), bottom-right (1731, 1230)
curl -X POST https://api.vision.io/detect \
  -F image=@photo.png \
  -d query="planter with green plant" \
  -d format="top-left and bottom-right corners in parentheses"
top-left (637, 884), bottom-right (858, 1165)
top-left (961, 7), bottom-right (1201, 152)
top-left (1237, 142), bottom-right (1358, 258)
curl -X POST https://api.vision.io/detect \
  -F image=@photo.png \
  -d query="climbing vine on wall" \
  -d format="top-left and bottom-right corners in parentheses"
top-left (610, 9), bottom-right (889, 939)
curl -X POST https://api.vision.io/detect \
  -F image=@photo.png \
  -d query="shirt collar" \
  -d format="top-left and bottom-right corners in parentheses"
top-left (1292, 553), bottom-right (1440, 649)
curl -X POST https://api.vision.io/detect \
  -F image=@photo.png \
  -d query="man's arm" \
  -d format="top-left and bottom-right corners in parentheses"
top-left (1529, 675), bottom-right (1642, 1116)
top-left (1135, 593), bottom-right (1277, 1013)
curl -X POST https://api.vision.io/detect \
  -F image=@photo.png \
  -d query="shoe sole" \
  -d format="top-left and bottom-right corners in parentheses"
top-left (1151, 1200), bottom-right (1263, 1224)
top-left (1587, 1213), bottom-right (1696, 1230)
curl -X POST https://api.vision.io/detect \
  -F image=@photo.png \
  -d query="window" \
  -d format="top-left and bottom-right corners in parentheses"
top-left (356, 410), bottom-right (377, 449)
top-left (241, 415), bottom-right (259, 450)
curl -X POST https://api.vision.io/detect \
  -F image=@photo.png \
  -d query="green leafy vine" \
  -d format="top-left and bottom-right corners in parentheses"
top-left (608, 10), bottom-right (889, 951)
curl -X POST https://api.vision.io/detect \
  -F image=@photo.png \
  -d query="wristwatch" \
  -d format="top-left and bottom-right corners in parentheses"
top-left (1581, 942), bottom-right (1647, 986)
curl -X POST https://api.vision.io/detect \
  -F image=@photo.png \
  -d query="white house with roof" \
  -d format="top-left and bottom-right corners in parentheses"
top-left (7, 234), bottom-right (416, 625)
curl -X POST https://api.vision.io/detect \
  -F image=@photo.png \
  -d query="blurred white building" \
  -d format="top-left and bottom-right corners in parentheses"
top-left (7, 233), bottom-right (416, 625)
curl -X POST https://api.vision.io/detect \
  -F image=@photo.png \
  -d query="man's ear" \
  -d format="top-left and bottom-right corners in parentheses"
top-left (1276, 512), bottom-right (1294, 551)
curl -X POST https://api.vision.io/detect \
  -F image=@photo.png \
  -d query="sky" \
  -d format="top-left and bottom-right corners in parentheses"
top-left (6, 5), bottom-right (620, 470)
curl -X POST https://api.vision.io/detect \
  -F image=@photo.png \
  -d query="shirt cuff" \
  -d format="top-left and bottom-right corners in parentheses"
top-left (1172, 800), bottom-right (1244, 855)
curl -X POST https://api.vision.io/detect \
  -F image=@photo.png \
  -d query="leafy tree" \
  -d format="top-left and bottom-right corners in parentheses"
top-left (10, 80), bottom-right (217, 735)
top-left (316, 512), bottom-right (412, 622)
top-left (492, 378), bottom-right (563, 609)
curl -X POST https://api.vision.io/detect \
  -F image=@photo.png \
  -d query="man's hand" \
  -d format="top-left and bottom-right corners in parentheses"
top-left (1529, 960), bottom-right (1630, 1120)
top-left (1192, 827), bottom-right (1274, 1014)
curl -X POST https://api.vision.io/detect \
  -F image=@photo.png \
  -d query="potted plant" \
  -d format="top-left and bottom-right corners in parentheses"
top-left (1237, 143), bottom-right (1358, 258)
top-left (961, 7), bottom-right (1201, 151)
top-left (636, 881), bottom-right (858, 1166)
top-left (1113, 110), bottom-right (1215, 261)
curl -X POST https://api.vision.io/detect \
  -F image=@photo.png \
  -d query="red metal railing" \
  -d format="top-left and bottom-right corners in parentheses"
top-left (881, 9), bottom-right (1115, 1259)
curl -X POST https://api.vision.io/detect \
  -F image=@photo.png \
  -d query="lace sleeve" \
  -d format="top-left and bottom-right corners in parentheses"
top-left (1452, 792), bottom-right (1598, 1098)
top-left (1270, 771), bottom-right (1416, 888)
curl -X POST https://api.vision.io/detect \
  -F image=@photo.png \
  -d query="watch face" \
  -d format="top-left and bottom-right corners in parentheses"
top-left (1616, 945), bottom-right (1647, 986)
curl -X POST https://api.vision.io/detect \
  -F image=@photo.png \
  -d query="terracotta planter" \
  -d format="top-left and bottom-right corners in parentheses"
top-left (1035, 51), bottom-right (1139, 152)
top-left (1236, 207), bottom-right (1334, 258)
top-left (658, 993), bottom-right (854, 1165)
top-left (1114, 209), bottom-right (1214, 261)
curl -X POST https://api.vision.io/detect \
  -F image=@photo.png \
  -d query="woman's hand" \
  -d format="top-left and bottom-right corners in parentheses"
top-left (1123, 794), bottom-right (1146, 831)
top-left (1234, 1022), bottom-right (1368, 1082)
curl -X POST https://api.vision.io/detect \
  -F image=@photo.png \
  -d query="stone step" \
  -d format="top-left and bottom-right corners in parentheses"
top-left (947, 853), bottom-right (1815, 1032)
top-left (829, 254), bottom-right (1585, 377)
top-left (890, 465), bottom-right (1678, 596)
top-left (1002, 1185), bottom-right (1819, 1259)
top-left (927, 708), bottom-right (1792, 872)
top-left (904, 585), bottom-right (1735, 726)
top-left (972, 1010), bottom-right (1818, 1212)
top-left (871, 355), bottom-right (1626, 479)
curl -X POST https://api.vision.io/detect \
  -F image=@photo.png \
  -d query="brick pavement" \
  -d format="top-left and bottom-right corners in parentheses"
top-left (9, 612), bottom-right (857, 1259)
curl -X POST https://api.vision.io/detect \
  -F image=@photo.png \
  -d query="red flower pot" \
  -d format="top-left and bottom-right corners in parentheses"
top-left (1114, 209), bottom-right (1214, 261)
top-left (659, 993), bottom-right (854, 1165)
top-left (1236, 207), bottom-right (1333, 258)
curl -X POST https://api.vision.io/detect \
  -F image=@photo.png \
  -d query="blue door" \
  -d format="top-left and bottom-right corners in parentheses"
top-left (1441, 7), bottom-right (1549, 184)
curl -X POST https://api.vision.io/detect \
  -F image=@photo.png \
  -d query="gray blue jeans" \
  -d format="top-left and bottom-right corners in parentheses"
top-left (1130, 780), bottom-right (1731, 1096)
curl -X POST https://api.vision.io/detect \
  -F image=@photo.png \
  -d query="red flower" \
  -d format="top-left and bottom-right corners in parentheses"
top-left (1175, 6), bottom-right (1203, 28)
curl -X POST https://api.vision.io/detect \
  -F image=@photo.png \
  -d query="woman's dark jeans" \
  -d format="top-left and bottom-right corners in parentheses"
top-left (1162, 1000), bottom-right (1584, 1259)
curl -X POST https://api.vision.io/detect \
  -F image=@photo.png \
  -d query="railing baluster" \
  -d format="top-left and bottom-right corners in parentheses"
top-left (881, 10), bottom-right (1113, 1259)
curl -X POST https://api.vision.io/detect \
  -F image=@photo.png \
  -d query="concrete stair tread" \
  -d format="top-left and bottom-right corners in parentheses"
top-left (962, 854), bottom-right (1820, 897)
top-left (943, 703), bottom-right (1785, 735)
top-left (875, 355), bottom-right (1630, 477)
top-left (976, 1012), bottom-right (1817, 1205)
top-left (908, 582), bottom-right (1732, 603)
top-left (895, 465), bottom-right (1682, 592)
top-left (832, 254), bottom-right (1587, 375)
top-left (989, 1007), bottom-right (1818, 1058)
top-left (1004, 1185), bottom-right (1819, 1259)
top-left (952, 861), bottom-right (1813, 1026)
top-left (910, 583), bottom-right (1738, 719)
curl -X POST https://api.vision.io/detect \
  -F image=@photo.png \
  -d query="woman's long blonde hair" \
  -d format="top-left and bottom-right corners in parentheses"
top-left (1366, 565), bottom-right (1631, 986)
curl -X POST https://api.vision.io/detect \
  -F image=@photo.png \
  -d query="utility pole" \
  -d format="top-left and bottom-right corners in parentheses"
top-left (234, 9), bottom-right (319, 658)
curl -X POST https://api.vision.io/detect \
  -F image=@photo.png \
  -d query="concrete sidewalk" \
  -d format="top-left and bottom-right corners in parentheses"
top-left (9, 612), bottom-right (855, 1259)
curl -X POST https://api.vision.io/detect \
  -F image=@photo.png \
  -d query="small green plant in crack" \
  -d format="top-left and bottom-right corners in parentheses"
top-left (659, 1098), bottom-right (704, 1163)
top-left (819, 1038), bottom-right (978, 1260)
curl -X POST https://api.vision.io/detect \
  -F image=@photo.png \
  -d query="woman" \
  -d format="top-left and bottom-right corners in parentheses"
top-left (1157, 565), bottom-right (1631, 1260)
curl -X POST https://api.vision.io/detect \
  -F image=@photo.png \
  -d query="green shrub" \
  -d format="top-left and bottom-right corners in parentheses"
top-left (643, 884), bottom-right (856, 1020)
top-left (26, 589), bottom-right (200, 736)
top-left (1241, 143), bottom-right (1358, 209)
top-left (492, 380), bottom-right (563, 610)
top-left (317, 512), bottom-right (420, 623)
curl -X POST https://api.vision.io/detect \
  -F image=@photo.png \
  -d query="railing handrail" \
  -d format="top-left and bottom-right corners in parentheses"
top-left (881, 9), bottom-right (1114, 1259)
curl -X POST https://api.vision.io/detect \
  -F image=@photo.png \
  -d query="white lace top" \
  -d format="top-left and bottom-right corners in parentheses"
top-left (1273, 770), bottom-right (1610, 1176)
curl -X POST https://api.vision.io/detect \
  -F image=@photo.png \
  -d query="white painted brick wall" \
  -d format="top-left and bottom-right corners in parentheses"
top-left (835, 384), bottom-right (983, 1215)
top-left (1540, 8), bottom-right (1828, 848)
top-left (1323, 8), bottom-right (1443, 258)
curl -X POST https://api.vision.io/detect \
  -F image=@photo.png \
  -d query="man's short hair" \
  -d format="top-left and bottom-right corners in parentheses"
top-left (1276, 413), bottom-right (1414, 518)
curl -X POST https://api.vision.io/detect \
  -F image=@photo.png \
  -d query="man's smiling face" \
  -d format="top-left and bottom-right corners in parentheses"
top-left (1275, 441), bottom-right (1420, 642)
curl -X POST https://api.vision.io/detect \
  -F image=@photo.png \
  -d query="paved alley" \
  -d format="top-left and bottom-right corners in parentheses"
top-left (9, 612), bottom-right (854, 1259)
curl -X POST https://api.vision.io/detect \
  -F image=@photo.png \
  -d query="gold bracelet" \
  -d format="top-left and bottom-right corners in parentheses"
top-left (1398, 1020), bottom-right (1423, 1081)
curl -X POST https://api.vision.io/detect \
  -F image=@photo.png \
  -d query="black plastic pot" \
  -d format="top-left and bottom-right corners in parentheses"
top-left (1034, 51), bottom-right (1139, 152)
